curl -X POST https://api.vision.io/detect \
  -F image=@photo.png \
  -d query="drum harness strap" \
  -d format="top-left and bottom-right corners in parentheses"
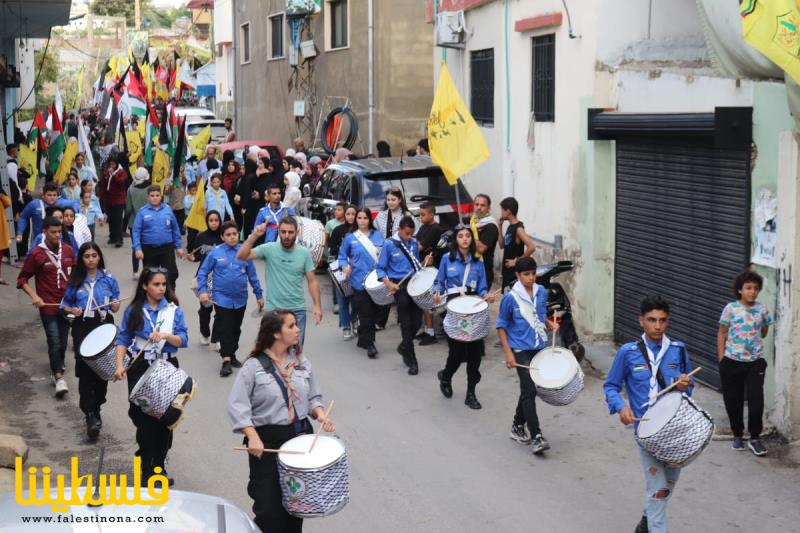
top-left (445, 260), bottom-right (472, 297)
top-left (393, 237), bottom-right (422, 282)
top-left (638, 334), bottom-right (671, 407)
top-left (255, 352), bottom-right (307, 433)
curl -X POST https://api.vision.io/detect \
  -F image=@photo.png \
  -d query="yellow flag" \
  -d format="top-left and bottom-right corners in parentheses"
top-left (742, 0), bottom-right (800, 84)
top-left (190, 125), bottom-right (212, 160)
top-left (136, 113), bottom-right (146, 139)
top-left (152, 149), bottom-right (170, 192)
top-left (54, 138), bottom-right (79, 185)
top-left (185, 178), bottom-right (208, 232)
top-left (126, 131), bottom-right (143, 165)
top-left (428, 63), bottom-right (490, 185)
top-left (19, 143), bottom-right (38, 190)
top-left (75, 65), bottom-right (85, 109)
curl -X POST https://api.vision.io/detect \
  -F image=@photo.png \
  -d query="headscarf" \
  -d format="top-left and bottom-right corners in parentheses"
top-left (334, 148), bottom-right (351, 162)
top-left (309, 155), bottom-right (322, 166)
top-left (284, 171), bottom-right (301, 190)
top-left (132, 167), bottom-right (150, 186)
top-left (285, 148), bottom-right (296, 158)
top-left (221, 149), bottom-right (235, 169)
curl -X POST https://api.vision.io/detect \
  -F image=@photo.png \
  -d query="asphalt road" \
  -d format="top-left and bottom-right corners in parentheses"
top-left (1, 226), bottom-right (798, 532)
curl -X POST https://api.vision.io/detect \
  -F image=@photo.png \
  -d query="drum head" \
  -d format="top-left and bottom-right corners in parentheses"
top-left (530, 348), bottom-right (578, 388)
top-left (637, 392), bottom-right (683, 439)
top-left (279, 434), bottom-right (345, 469)
top-left (329, 260), bottom-right (341, 272)
top-left (365, 270), bottom-right (381, 289)
top-left (446, 295), bottom-right (487, 314)
top-left (407, 268), bottom-right (438, 297)
top-left (79, 324), bottom-right (118, 358)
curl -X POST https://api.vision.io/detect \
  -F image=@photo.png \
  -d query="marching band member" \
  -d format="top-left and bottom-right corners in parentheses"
top-left (113, 267), bottom-right (189, 486)
top-left (328, 205), bottom-right (357, 340)
top-left (338, 207), bottom-right (385, 358)
top-left (603, 295), bottom-right (693, 533)
top-left (373, 188), bottom-right (414, 330)
top-left (227, 310), bottom-right (335, 533)
top-left (433, 226), bottom-right (492, 409)
top-left (376, 215), bottom-right (431, 375)
top-left (60, 243), bottom-right (120, 439)
top-left (131, 185), bottom-right (185, 289)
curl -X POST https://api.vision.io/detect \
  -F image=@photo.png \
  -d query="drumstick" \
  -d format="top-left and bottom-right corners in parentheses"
top-left (633, 418), bottom-right (650, 422)
top-left (232, 447), bottom-right (306, 454)
top-left (309, 400), bottom-right (334, 453)
top-left (88, 296), bottom-right (131, 312)
top-left (513, 363), bottom-right (539, 371)
top-left (653, 367), bottom-right (702, 400)
top-left (472, 288), bottom-right (502, 307)
top-left (127, 320), bottom-right (165, 368)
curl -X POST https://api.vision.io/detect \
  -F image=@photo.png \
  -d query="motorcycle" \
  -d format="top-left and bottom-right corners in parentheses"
top-left (536, 260), bottom-right (585, 362)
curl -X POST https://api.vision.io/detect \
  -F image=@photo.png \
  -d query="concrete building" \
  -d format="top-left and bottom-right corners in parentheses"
top-left (232, 0), bottom-right (433, 154)
top-left (425, 0), bottom-right (800, 439)
top-left (214, 0), bottom-right (235, 120)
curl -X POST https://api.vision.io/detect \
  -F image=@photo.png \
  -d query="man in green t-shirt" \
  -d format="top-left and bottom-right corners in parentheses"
top-left (237, 217), bottom-right (323, 345)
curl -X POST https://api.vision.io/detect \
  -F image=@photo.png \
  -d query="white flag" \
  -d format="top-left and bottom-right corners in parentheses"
top-left (77, 121), bottom-right (96, 173)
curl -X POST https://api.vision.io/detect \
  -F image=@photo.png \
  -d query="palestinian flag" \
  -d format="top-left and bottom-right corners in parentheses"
top-left (47, 102), bottom-right (66, 176)
top-left (120, 88), bottom-right (146, 118)
top-left (171, 117), bottom-right (187, 187)
top-left (117, 111), bottom-right (129, 163)
top-left (103, 97), bottom-right (119, 145)
top-left (144, 101), bottom-right (160, 166)
top-left (27, 107), bottom-right (48, 153)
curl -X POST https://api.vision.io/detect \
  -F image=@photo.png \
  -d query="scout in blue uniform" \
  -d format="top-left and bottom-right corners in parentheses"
top-left (433, 226), bottom-right (492, 409)
top-left (16, 182), bottom-right (79, 252)
top-left (197, 220), bottom-right (264, 377)
top-left (376, 215), bottom-right (431, 375)
top-left (603, 295), bottom-right (693, 533)
top-left (253, 185), bottom-right (297, 243)
top-left (61, 243), bottom-right (121, 439)
top-left (113, 268), bottom-right (189, 486)
top-left (338, 207), bottom-right (385, 358)
top-left (131, 185), bottom-right (184, 289)
top-left (496, 256), bottom-right (554, 454)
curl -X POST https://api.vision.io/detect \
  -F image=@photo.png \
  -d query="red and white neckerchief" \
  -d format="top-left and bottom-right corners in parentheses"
top-left (106, 168), bottom-right (122, 191)
top-left (39, 240), bottom-right (68, 288)
top-left (266, 349), bottom-right (301, 423)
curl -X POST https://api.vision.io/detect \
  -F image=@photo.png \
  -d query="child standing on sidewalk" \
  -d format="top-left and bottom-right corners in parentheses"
top-left (717, 270), bottom-right (772, 456)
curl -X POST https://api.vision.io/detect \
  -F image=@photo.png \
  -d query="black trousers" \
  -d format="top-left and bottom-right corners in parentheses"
top-left (247, 421), bottom-right (312, 533)
top-left (442, 338), bottom-right (484, 389)
top-left (107, 204), bottom-right (125, 243)
top-left (214, 305), bottom-right (246, 359)
top-left (513, 349), bottom-right (541, 437)
top-left (142, 244), bottom-right (179, 288)
top-left (186, 228), bottom-right (198, 253)
top-left (173, 209), bottom-right (186, 236)
top-left (198, 304), bottom-right (215, 340)
top-left (127, 356), bottom-right (177, 479)
top-left (719, 357), bottom-right (767, 439)
top-left (71, 315), bottom-right (112, 415)
top-left (353, 289), bottom-right (377, 347)
top-left (393, 281), bottom-right (421, 355)
top-left (375, 304), bottom-right (391, 329)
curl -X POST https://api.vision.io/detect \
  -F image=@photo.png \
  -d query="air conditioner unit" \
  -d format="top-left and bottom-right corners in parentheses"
top-left (436, 11), bottom-right (467, 49)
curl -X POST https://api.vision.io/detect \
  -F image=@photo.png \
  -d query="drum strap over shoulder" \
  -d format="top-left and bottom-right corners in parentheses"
top-left (255, 352), bottom-right (306, 433)
top-left (393, 238), bottom-right (421, 274)
top-left (637, 342), bottom-right (667, 390)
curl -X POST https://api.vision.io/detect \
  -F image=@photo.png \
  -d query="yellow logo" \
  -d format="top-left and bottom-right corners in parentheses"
top-left (776, 12), bottom-right (800, 49)
top-left (14, 456), bottom-right (169, 513)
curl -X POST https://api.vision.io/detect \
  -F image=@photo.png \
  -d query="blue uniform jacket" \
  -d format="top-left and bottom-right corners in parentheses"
top-left (131, 203), bottom-right (182, 252)
top-left (32, 232), bottom-right (80, 258)
top-left (17, 198), bottom-right (79, 238)
top-left (604, 338), bottom-right (695, 423)
top-left (377, 237), bottom-right (420, 281)
top-left (253, 204), bottom-right (297, 242)
top-left (434, 253), bottom-right (488, 296)
top-left (79, 196), bottom-right (104, 225)
top-left (205, 187), bottom-right (234, 221)
top-left (196, 243), bottom-right (263, 309)
top-left (116, 298), bottom-right (189, 355)
top-left (60, 270), bottom-right (121, 313)
top-left (495, 284), bottom-right (548, 351)
top-left (338, 230), bottom-right (384, 290)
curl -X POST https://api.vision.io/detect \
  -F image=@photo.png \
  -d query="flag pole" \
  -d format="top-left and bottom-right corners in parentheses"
top-left (454, 177), bottom-right (463, 226)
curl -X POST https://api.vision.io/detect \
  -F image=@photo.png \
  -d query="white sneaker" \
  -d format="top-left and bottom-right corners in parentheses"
top-left (200, 336), bottom-right (210, 346)
top-left (343, 328), bottom-right (353, 340)
top-left (54, 378), bottom-right (69, 397)
top-left (212, 342), bottom-right (221, 351)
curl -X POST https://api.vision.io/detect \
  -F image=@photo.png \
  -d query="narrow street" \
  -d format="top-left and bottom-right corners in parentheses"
top-left (1, 226), bottom-right (797, 532)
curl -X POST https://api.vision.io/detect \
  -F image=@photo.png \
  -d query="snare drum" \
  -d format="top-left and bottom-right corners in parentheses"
top-left (407, 268), bottom-right (440, 310)
top-left (278, 434), bottom-right (350, 518)
top-left (636, 392), bottom-right (714, 467)
top-left (365, 270), bottom-right (394, 306)
top-left (443, 296), bottom-right (490, 342)
top-left (190, 277), bottom-right (214, 308)
top-left (79, 323), bottom-right (120, 381)
top-left (129, 359), bottom-right (197, 430)
top-left (296, 216), bottom-right (326, 267)
top-left (328, 260), bottom-right (353, 297)
top-left (529, 347), bottom-right (584, 406)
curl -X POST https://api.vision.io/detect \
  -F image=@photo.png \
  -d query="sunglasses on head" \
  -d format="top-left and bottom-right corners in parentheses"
top-left (143, 267), bottom-right (169, 274)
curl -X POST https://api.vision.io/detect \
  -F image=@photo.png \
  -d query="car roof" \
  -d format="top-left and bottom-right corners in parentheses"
top-left (174, 107), bottom-right (215, 117)
top-left (212, 140), bottom-right (281, 150)
top-left (330, 156), bottom-right (440, 176)
top-left (185, 118), bottom-right (226, 126)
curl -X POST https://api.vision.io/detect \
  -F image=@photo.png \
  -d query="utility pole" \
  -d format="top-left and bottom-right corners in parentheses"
top-left (135, 0), bottom-right (142, 31)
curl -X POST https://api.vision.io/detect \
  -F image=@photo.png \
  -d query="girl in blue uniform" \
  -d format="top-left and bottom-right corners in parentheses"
top-left (339, 207), bottom-right (385, 358)
top-left (61, 242), bottom-right (121, 439)
top-left (113, 267), bottom-right (189, 485)
top-left (433, 226), bottom-right (493, 409)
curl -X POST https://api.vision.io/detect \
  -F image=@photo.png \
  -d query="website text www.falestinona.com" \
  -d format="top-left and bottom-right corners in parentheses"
top-left (20, 515), bottom-right (165, 524)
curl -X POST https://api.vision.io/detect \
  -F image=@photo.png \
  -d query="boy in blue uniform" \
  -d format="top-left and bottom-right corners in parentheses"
top-left (496, 256), bottom-right (553, 454)
top-left (253, 185), bottom-right (296, 244)
top-left (132, 185), bottom-right (184, 289)
top-left (603, 295), bottom-right (694, 533)
top-left (16, 183), bottom-right (79, 252)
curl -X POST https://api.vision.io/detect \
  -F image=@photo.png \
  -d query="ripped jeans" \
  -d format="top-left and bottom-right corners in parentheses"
top-left (639, 447), bottom-right (682, 533)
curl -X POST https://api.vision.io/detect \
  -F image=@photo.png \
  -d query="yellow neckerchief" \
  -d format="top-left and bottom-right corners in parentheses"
top-left (470, 214), bottom-right (485, 259)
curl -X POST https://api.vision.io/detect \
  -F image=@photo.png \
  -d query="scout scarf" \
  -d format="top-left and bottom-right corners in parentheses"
top-left (355, 229), bottom-right (379, 262)
top-left (470, 213), bottom-right (497, 259)
top-left (642, 333), bottom-right (671, 407)
top-left (266, 349), bottom-right (302, 423)
top-left (135, 303), bottom-right (177, 361)
top-left (38, 240), bottom-right (68, 288)
top-left (392, 234), bottom-right (422, 272)
top-left (81, 276), bottom-right (100, 318)
top-left (509, 281), bottom-right (547, 345)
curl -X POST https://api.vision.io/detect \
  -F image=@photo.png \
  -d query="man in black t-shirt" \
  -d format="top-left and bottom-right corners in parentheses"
top-left (498, 197), bottom-right (536, 290)
top-left (416, 202), bottom-right (444, 345)
top-left (471, 194), bottom-right (499, 289)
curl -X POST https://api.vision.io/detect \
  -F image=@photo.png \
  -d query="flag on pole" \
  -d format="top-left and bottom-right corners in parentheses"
top-left (47, 102), bottom-right (66, 176)
top-left (144, 101), bottom-right (159, 166)
top-left (126, 130), bottom-right (143, 166)
top-left (741, 0), bottom-right (800, 84)
top-left (427, 62), bottom-right (489, 185)
top-left (190, 124), bottom-right (212, 160)
top-left (77, 120), bottom-right (96, 174)
top-left (54, 138), bottom-right (79, 185)
top-left (19, 143), bottom-right (38, 190)
top-left (27, 108), bottom-right (48, 153)
top-left (75, 65), bottom-right (85, 110)
top-left (172, 117), bottom-right (187, 187)
top-left (185, 178), bottom-right (207, 232)
top-left (151, 149), bottom-right (171, 192)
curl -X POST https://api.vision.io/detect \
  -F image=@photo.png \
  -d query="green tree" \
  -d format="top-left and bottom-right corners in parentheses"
top-left (89, 0), bottom-right (152, 27)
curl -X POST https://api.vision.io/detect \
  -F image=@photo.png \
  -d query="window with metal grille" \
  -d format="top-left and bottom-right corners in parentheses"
top-left (470, 49), bottom-right (494, 127)
top-left (532, 34), bottom-right (555, 122)
top-left (269, 14), bottom-right (284, 58)
top-left (330, 0), bottom-right (348, 49)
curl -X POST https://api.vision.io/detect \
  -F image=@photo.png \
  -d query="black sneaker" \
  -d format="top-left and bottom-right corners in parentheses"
top-left (367, 344), bottom-right (378, 359)
top-left (86, 412), bottom-right (101, 440)
top-left (731, 436), bottom-right (745, 451)
top-left (418, 333), bottom-right (438, 346)
top-left (437, 370), bottom-right (453, 398)
top-left (464, 392), bottom-right (482, 410)
top-left (634, 514), bottom-right (648, 533)
top-left (220, 360), bottom-right (233, 377)
top-left (531, 433), bottom-right (550, 455)
top-left (230, 357), bottom-right (243, 368)
top-left (509, 424), bottom-right (531, 444)
top-left (414, 331), bottom-right (427, 340)
top-left (748, 439), bottom-right (767, 456)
